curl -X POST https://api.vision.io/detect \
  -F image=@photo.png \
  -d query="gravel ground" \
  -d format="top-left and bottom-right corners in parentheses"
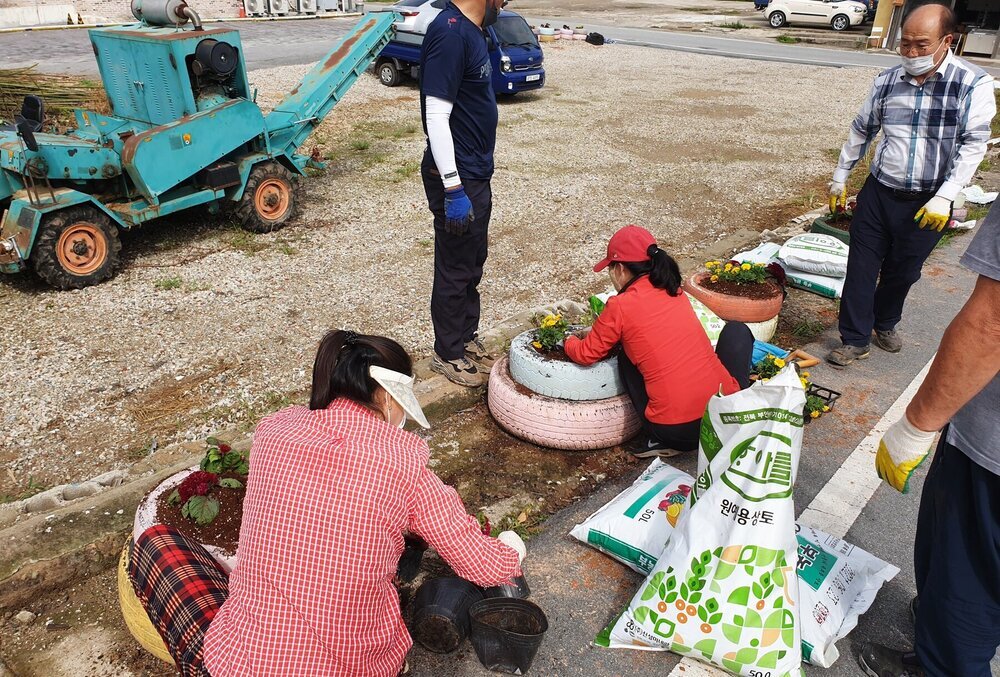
top-left (0, 40), bottom-right (879, 496)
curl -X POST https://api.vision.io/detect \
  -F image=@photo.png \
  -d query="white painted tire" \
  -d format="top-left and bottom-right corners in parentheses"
top-left (508, 329), bottom-right (624, 401)
top-left (745, 315), bottom-right (779, 343)
top-left (134, 467), bottom-right (237, 572)
top-left (488, 357), bottom-right (641, 451)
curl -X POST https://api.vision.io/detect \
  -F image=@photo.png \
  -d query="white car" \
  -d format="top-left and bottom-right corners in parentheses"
top-left (765, 0), bottom-right (867, 31)
top-left (371, 0), bottom-right (445, 46)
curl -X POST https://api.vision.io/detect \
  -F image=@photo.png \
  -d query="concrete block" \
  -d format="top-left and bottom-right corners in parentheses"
top-left (92, 470), bottom-right (125, 488)
top-left (14, 609), bottom-right (36, 625)
top-left (24, 488), bottom-right (64, 513)
top-left (61, 481), bottom-right (102, 501)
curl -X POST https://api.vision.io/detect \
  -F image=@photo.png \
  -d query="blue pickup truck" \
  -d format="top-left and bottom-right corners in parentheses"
top-left (374, 9), bottom-right (545, 96)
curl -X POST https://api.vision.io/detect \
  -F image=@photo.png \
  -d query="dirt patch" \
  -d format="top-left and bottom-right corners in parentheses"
top-left (703, 279), bottom-right (783, 300)
top-left (629, 138), bottom-right (776, 164)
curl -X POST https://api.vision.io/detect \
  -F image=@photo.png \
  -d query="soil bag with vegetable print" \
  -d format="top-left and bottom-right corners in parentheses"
top-left (595, 367), bottom-right (806, 677)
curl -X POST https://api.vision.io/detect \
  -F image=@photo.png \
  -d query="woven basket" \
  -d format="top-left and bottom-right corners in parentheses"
top-left (117, 543), bottom-right (175, 666)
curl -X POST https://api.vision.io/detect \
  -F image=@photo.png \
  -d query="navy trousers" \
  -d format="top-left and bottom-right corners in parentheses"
top-left (422, 151), bottom-right (493, 360)
top-left (914, 431), bottom-right (1000, 676)
top-left (618, 321), bottom-right (754, 452)
top-left (839, 175), bottom-right (945, 347)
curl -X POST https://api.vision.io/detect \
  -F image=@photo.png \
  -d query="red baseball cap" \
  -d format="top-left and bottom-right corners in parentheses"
top-left (593, 225), bottom-right (657, 272)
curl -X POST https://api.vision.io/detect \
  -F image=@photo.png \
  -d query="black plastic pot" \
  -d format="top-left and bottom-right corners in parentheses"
top-left (469, 598), bottom-right (548, 674)
top-left (410, 577), bottom-right (483, 654)
top-left (481, 574), bottom-right (531, 600)
top-left (804, 383), bottom-right (842, 424)
top-left (396, 535), bottom-right (427, 583)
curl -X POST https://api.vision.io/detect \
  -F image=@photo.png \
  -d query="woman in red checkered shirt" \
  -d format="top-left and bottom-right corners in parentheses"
top-left (129, 330), bottom-right (525, 676)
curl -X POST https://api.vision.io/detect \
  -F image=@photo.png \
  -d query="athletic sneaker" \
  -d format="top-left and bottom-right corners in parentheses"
top-left (874, 329), bottom-right (903, 353)
top-left (857, 642), bottom-right (924, 677)
top-left (464, 337), bottom-right (496, 372)
top-left (431, 354), bottom-right (486, 387)
top-left (631, 438), bottom-right (684, 459)
top-left (827, 344), bottom-right (871, 367)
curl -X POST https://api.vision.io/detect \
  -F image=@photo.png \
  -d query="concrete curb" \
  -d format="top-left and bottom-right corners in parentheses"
top-left (0, 11), bottom-right (360, 34)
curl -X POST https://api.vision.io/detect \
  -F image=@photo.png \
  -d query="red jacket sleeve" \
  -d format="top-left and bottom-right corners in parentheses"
top-left (564, 299), bottom-right (623, 366)
top-left (408, 467), bottom-right (521, 586)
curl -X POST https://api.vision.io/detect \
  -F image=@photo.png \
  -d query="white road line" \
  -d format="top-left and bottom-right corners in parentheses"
top-left (664, 355), bottom-right (936, 676)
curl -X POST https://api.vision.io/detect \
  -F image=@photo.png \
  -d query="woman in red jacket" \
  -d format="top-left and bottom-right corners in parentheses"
top-left (129, 330), bottom-right (525, 677)
top-left (564, 225), bottom-right (753, 457)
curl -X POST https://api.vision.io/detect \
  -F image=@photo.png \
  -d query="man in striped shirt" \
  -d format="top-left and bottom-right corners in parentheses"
top-left (827, 3), bottom-right (995, 368)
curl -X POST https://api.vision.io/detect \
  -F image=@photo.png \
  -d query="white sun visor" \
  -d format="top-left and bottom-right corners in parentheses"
top-left (369, 366), bottom-right (430, 429)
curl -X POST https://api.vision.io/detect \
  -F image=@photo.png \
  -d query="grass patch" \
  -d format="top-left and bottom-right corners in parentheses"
top-left (394, 161), bottom-right (420, 179)
top-left (935, 228), bottom-right (965, 249)
top-left (482, 502), bottom-right (546, 539)
top-left (993, 89), bottom-right (1000, 137)
top-left (776, 35), bottom-right (801, 44)
top-left (967, 205), bottom-right (990, 222)
top-left (978, 156), bottom-right (993, 173)
top-left (154, 276), bottom-right (183, 291)
top-left (391, 123), bottom-right (419, 138)
top-left (277, 242), bottom-right (298, 256)
top-left (719, 21), bottom-right (750, 29)
top-left (226, 229), bottom-right (268, 256)
top-left (349, 138), bottom-right (371, 152)
top-left (0, 476), bottom-right (48, 504)
top-left (792, 319), bottom-right (826, 341)
top-left (824, 145), bottom-right (876, 195)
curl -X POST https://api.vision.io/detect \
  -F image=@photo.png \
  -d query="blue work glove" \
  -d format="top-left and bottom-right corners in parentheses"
top-left (443, 185), bottom-right (475, 236)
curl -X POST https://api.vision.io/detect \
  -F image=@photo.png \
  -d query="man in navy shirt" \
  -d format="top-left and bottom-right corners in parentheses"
top-left (420, 0), bottom-right (505, 387)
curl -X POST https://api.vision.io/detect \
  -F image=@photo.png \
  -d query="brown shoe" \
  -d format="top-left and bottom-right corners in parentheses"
top-left (873, 329), bottom-right (902, 353)
top-left (827, 344), bottom-right (871, 367)
top-left (431, 354), bottom-right (486, 387)
top-left (464, 337), bottom-right (496, 372)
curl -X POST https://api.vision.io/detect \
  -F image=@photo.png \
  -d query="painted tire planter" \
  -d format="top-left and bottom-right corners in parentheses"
top-left (488, 357), bottom-right (641, 450)
top-left (133, 466), bottom-right (238, 573)
top-left (809, 215), bottom-right (851, 245)
top-left (118, 543), bottom-right (175, 665)
top-left (681, 272), bottom-right (783, 323)
top-left (508, 329), bottom-right (624, 401)
top-left (745, 315), bottom-right (779, 343)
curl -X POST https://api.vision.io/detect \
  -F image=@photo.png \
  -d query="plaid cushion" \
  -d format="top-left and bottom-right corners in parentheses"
top-left (129, 524), bottom-right (229, 677)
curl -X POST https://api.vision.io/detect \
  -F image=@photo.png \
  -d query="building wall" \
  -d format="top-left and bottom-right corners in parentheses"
top-left (0, 0), bottom-right (242, 27)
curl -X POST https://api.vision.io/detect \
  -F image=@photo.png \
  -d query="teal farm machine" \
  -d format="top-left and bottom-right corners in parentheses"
top-left (0, 2), bottom-right (396, 288)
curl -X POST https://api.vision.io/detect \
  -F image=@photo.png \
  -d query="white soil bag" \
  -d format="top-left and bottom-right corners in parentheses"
top-left (595, 367), bottom-right (806, 677)
top-left (570, 460), bottom-right (695, 574)
top-left (795, 524), bottom-right (899, 668)
top-left (779, 234), bottom-right (849, 278)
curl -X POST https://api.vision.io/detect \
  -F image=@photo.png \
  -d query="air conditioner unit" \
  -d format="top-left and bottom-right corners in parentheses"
top-left (244, 0), bottom-right (265, 14)
top-left (296, 0), bottom-right (316, 13)
top-left (268, 0), bottom-right (288, 15)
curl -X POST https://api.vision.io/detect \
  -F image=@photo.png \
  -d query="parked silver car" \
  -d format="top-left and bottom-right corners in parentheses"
top-left (371, 0), bottom-right (444, 46)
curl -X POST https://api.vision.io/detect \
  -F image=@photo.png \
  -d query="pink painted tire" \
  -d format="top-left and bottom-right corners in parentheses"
top-left (488, 357), bottom-right (641, 451)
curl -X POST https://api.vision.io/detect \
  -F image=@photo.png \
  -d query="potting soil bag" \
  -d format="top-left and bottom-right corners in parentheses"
top-left (689, 296), bottom-right (726, 346)
top-left (736, 242), bottom-right (782, 266)
top-left (570, 460), bottom-right (695, 574)
top-left (784, 269), bottom-right (844, 300)
top-left (779, 234), bottom-right (849, 278)
top-left (795, 524), bottom-right (899, 668)
top-left (595, 367), bottom-right (806, 677)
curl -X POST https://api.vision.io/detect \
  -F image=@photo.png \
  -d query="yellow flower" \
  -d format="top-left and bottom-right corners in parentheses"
top-left (532, 341), bottom-right (543, 350)
top-left (822, 405), bottom-right (831, 412)
top-left (810, 410), bottom-right (821, 419)
top-left (773, 358), bottom-right (786, 369)
top-left (710, 274), bottom-right (719, 282)
top-left (801, 371), bottom-right (810, 378)
top-left (800, 378), bottom-right (809, 388)
top-left (724, 263), bottom-right (733, 271)
top-left (741, 263), bottom-right (752, 271)
top-left (705, 261), bottom-right (717, 269)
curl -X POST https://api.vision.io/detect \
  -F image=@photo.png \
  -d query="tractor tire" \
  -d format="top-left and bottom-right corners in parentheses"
top-left (488, 357), bottom-right (641, 451)
top-left (32, 205), bottom-right (121, 290)
top-left (237, 161), bottom-right (300, 234)
top-left (377, 58), bottom-right (402, 87)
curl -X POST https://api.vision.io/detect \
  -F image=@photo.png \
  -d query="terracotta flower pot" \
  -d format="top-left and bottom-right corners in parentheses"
top-left (682, 271), bottom-right (783, 323)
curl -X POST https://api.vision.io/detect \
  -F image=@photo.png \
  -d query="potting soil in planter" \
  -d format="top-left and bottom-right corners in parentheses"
top-left (595, 367), bottom-right (805, 676)
top-left (155, 474), bottom-right (245, 557)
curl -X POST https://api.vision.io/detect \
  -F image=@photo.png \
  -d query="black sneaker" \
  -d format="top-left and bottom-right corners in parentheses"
top-left (828, 344), bottom-right (871, 367)
top-left (874, 329), bottom-right (903, 353)
top-left (631, 438), bottom-right (684, 459)
top-left (858, 641), bottom-right (924, 677)
top-left (430, 353), bottom-right (486, 387)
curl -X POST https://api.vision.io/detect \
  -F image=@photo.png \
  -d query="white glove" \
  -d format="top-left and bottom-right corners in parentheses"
top-left (915, 195), bottom-right (952, 232)
top-left (829, 181), bottom-right (847, 213)
top-left (497, 530), bottom-right (526, 563)
top-left (875, 416), bottom-right (937, 494)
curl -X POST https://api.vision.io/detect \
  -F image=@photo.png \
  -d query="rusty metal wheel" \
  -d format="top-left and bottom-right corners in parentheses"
top-left (32, 206), bottom-right (121, 290)
top-left (237, 161), bottom-right (301, 234)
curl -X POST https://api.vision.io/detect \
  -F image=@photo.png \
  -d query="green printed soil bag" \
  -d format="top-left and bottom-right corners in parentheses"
top-left (690, 296), bottom-right (726, 346)
top-left (596, 367), bottom-right (806, 677)
top-left (570, 460), bottom-right (695, 574)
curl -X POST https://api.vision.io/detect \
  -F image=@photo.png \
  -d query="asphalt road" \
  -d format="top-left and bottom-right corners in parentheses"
top-left (5, 16), bottom-right (999, 77)
top-left (407, 227), bottom-right (1000, 676)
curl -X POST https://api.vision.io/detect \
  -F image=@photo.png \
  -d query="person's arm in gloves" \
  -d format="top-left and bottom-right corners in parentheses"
top-left (829, 181), bottom-right (847, 213)
top-left (425, 95), bottom-right (475, 235)
top-left (877, 273), bottom-right (1000, 492)
top-left (914, 195), bottom-right (952, 232)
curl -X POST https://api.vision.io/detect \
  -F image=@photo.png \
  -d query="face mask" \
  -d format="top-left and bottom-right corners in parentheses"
top-left (483, 0), bottom-right (499, 27)
top-left (384, 392), bottom-right (406, 429)
top-left (901, 38), bottom-right (943, 76)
